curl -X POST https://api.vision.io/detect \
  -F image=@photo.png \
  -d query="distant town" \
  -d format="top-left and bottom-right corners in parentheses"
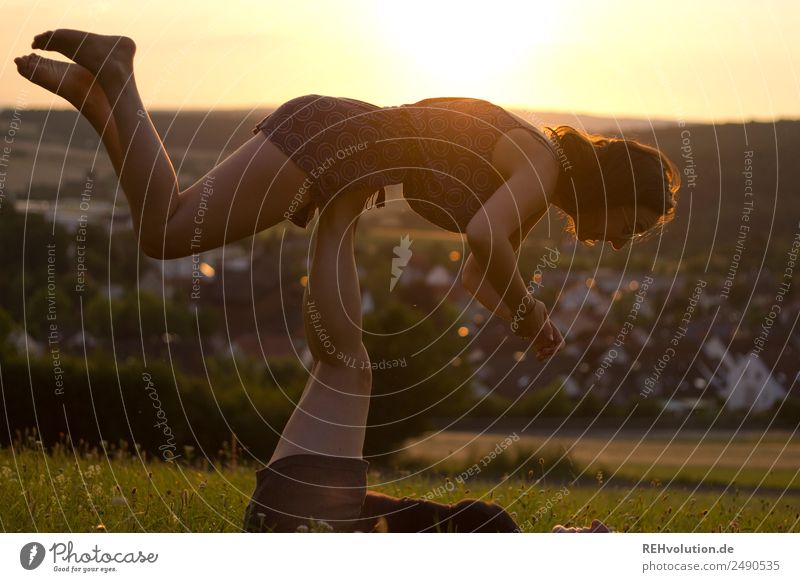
top-left (1, 109), bottom-right (797, 456)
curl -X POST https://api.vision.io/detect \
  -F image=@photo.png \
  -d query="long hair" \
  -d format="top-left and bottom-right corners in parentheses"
top-left (544, 125), bottom-right (680, 242)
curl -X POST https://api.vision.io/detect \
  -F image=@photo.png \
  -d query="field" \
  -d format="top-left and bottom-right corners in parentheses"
top-left (399, 429), bottom-right (800, 492)
top-left (1, 432), bottom-right (798, 533)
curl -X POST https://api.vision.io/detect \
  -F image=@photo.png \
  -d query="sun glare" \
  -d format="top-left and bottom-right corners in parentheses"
top-left (376, 1), bottom-right (558, 95)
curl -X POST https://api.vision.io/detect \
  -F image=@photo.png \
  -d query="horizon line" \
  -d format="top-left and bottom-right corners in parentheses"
top-left (0, 104), bottom-right (794, 127)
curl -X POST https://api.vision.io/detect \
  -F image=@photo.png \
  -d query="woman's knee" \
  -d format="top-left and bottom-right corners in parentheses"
top-left (304, 294), bottom-right (364, 366)
top-left (312, 354), bottom-right (372, 399)
top-left (314, 341), bottom-right (371, 375)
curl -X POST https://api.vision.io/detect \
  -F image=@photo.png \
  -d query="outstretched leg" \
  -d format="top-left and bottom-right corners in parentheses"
top-left (14, 55), bottom-right (124, 177)
top-left (21, 30), bottom-right (310, 259)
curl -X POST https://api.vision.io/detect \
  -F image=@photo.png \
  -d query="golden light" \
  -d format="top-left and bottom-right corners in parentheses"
top-left (612, 290), bottom-right (623, 301)
top-left (376, 0), bottom-right (559, 95)
top-left (457, 326), bottom-right (470, 337)
top-left (532, 273), bottom-right (543, 285)
top-left (300, 275), bottom-right (308, 287)
top-left (199, 263), bottom-right (215, 277)
top-left (628, 280), bottom-right (640, 291)
top-left (513, 351), bottom-right (526, 362)
top-left (449, 250), bottom-right (461, 262)
top-left (585, 277), bottom-right (596, 289)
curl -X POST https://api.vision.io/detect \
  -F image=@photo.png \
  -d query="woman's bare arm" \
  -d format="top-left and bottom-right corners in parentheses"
top-left (462, 255), bottom-right (513, 320)
top-left (465, 170), bottom-right (552, 325)
top-left (461, 209), bottom-right (543, 321)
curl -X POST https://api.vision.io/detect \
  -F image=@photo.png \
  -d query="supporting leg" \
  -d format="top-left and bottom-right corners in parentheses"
top-left (269, 188), bottom-right (374, 463)
top-left (242, 190), bottom-right (373, 532)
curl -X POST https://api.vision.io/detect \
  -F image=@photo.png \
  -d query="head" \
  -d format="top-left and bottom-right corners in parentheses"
top-left (545, 125), bottom-right (680, 250)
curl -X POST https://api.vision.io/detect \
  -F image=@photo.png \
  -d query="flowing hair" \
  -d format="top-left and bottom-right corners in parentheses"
top-left (544, 125), bottom-right (681, 244)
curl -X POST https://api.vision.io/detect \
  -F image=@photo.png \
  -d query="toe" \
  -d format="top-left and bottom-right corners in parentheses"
top-left (14, 56), bottom-right (29, 75)
top-left (32, 31), bottom-right (53, 49)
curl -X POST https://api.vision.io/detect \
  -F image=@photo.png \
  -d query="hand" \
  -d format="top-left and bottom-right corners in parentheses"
top-left (510, 296), bottom-right (544, 340)
top-left (513, 297), bottom-right (550, 341)
top-left (534, 320), bottom-right (565, 361)
top-left (512, 298), bottom-right (565, 361)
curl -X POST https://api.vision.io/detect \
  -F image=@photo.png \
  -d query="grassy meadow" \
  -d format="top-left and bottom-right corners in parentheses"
top-left (1, 431), bottom-right (798, 533)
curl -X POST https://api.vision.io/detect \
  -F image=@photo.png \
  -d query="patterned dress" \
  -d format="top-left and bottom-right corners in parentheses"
top-left (252, 94), bottom-right (559, 232)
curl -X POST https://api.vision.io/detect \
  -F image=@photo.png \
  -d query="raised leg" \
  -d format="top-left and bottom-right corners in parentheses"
top-left (268, 188), bottom-right (374, 463)
top-left (22, 30), bottom-right (310, 259)
top-left (14, 55), bottom-right (124, 177)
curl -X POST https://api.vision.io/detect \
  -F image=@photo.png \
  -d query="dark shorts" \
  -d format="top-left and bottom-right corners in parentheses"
top-left (252, 94), bottom-right (414, 229)
top-left (242, 454), bottom-right (369, 532)
top-left (242, 453), bottom-right (520, 533)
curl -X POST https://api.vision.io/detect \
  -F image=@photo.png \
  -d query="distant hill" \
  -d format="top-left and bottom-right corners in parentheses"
top-left (0, 106), bottom-right (676, 149)
top-left (2, 108), bottom-right (798, 260)
top-left (508, 110), bottom-right (676, 134)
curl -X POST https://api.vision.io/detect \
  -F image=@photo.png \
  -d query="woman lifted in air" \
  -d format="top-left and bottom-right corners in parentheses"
top-left (15, 29), bottom-right (679, 361)
top-left (15, 29), bottom-right (679, 531)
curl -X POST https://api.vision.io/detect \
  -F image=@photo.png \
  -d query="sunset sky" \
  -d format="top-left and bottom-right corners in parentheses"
top-left (1, 0), bottom-right (798, 122)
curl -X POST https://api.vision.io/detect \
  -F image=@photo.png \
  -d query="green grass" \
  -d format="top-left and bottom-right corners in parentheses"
top-left (608, 463), bottom-right (800, 492)
top-left (1, 438), bottom-right (798, 532)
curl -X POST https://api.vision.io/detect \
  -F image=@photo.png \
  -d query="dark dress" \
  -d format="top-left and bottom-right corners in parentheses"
top-left (252, 94), bottom-right (559, 232)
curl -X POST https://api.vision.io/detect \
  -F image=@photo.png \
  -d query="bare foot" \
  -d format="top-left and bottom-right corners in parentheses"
top-left (31, 29), bottom-right (135, 85)
top-left (552, 519), bottom-right (611, 533)
top-left (14, 54), bottom-right (108, 112)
